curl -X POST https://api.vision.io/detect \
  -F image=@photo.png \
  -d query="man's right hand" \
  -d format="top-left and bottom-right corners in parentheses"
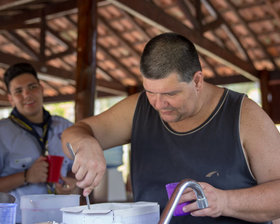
top-left (26, 156), bottom-right (48, 184)
top-left (70, 137), bottom-right (107, 197)
top-left (61, 94), bottom-right (138, 197)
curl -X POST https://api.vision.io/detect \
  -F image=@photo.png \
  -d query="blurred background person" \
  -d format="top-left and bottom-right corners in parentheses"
top-left (0, 62), bottom-right (78, 223)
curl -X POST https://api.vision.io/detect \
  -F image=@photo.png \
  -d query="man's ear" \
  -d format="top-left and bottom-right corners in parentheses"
top-left (193, 71), bottom-right (203, 91)
top-left (8, 94), bottom-right (15, 107)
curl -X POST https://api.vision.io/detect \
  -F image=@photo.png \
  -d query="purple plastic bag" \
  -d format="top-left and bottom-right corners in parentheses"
top-left (165, 182), bottom-right (190, 216)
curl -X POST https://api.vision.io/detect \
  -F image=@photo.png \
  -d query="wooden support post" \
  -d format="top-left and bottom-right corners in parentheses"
top-left (75, 0), bottom-right (98, 122)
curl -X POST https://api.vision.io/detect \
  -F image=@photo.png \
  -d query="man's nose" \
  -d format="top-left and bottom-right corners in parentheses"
top-left (22, 88), bottom-right (32, 97)
top-left (154, 94), bottom-right (167, 110)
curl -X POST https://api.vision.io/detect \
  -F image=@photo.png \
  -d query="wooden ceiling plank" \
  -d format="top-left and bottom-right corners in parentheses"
top-left (227, 0), bottom-right (279, 69)
top-left (97, 79), bottom-right (126, 92)
top-left (96, 85), bottom-right (126, 96)
top-left (177, 1), bottom-right (226, 56)
top-left (43, 90), bottom-right (126, 104)
top-left (194, 0), bottom-right (203, 29)
top-left (202, 19), bottom-right (222, 33)
top-left (41, 80), bottom-right (61, 94)
top-left (0, 51), bottom-right (74, 81)
top-left (99, 17), bottom-right (140, 59)
top-left (45, 48), bottom-right (75, 61)
top-left (0, 0), bottom-right (36, 10)
top-left (97, 66), bottom-right (122, 84)
top-left (108, 0), bottom-right (258, 82)
top-left (23, 27), bottom-right (65, 60)
top-left (177, 0), bottom-right (202, 30)
top-left (199, 54), bottom-right (217, 78)
top-left (0, 50), bottom-right (125, 93)
top-left (99, 45), bottom-right (141, 82)
top-left (243, 16), bottom-right (275, 24)
top-left (177, 1), bottom-right (235, 60)
top-left (202, 0), bottom-right (252, 64)
top-left (65, 14), bottom-right (77, 27)
top-left (43, 94), bottom-right (74, 104)
top-left (232, 1), bottom-right (267, 10)
top-left (2, 30), bottom-right (39, 59)
top-left (205, 74), bottom-right (252, 85)
top-left (0, 0), bottom-right (77, 29)
top-left (266, 0), bottom-right (280, 26)
top-left (121, 11), bottom-right (151, 40)
top-left (46, 26), bottom-right (75, 51)
top-left (5, 23), bottom-right (39, 30)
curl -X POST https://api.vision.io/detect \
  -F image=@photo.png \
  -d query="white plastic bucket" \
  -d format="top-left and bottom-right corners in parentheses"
top-left (0, 203), bottom-right (17, 224)
top-left (20, 194), bottom-right (80, 224)
top-left (61, 201), bottom-right (160, 224)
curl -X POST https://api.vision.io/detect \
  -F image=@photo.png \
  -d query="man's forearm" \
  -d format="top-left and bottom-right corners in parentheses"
top-left (0, 171), bottom-right (27, 192)
top-left (224, 180), bottom-right (280, 222)
top-left (61, 121), bottom-right (94, 157)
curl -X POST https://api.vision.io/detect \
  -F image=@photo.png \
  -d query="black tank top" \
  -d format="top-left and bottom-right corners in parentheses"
top-left (131, 88), bottom-right (271, 224)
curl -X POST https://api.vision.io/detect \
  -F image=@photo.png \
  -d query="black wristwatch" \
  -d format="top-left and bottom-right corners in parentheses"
top-left (23, 169), bottom-right (29, 186)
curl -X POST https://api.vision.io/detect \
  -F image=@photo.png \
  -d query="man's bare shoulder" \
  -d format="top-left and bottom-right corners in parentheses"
top-left (240, 96), bottom-right (273, 128)
top-left (240, 96), bottom-right (280, 182)
top-left (240, 96), bottom-right (279, 142)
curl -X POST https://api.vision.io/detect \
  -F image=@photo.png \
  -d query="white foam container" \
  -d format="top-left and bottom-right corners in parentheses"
top-left (61, 201), bottom-right (160, 224)
top-left (20, 194), bottom-right (80, 224)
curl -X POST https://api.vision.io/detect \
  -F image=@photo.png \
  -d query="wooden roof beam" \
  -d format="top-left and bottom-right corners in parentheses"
top-left (98, 17), bottom-right (141, 59)
top-left (97, 67), bottom-right (122, 84)
top-left (0, 0), bottom-right (77, 29)
top-left (120, 11), bottom-right (151, 39)
top-left (0, 0), bottom-right (36, 10)
top-left (0, 50), bottom-right (126, 93)
top-left (98, 45), bottom-right (141, 82)
top-left (201, 0), bottom-right (252, 63)
top-left (266, 0), bottom-right (280, 26)
top-left (205, 74), bottom-right (252, 85)
top-left (108, 0), bottom-right (258, 82)
top-left (41, 80), bottom-right (62, 94)
top-left (0, 51), bottom-right (74, 81)
top-left (177, 0), bottom-right (202, 30)
top-left (227, 0), bottom-right (279, 69)
top-left (46, 26), bottom-right (75, 51)
top-left (2, 30), bottom-right (39, 60)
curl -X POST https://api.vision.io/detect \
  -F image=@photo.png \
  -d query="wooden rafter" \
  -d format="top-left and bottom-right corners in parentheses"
top-left (2, 30), bottom-right (39, 59)
top-left (226, 0), bottom-right (279, 69)
top-left (108, 0), bottom-right (259, 81)
top-left (98, 16), bottom-right (140, 59)
top-left (0, 0), bottom-right (77, 29)
top-left (201, 0), bottom-right (252, 63)
top-left (0, 51), bottom-right (126, 93)
top-left (98, 45), bottom-right (141, 82)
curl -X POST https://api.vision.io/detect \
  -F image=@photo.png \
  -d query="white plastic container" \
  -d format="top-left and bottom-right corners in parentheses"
top-left (61, 201), bottom-right (160, 224)
top-left (20, 194), bottom-right (80, 224)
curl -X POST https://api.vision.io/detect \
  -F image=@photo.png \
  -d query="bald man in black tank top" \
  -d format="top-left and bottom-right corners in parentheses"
top-left (62, 33), bottom-right (280, 224)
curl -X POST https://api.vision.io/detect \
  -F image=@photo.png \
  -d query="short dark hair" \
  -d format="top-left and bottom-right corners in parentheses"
top-left (4, 62), bottom-right (38, 92)
top-left (140, 32), bottom-right (202, 82)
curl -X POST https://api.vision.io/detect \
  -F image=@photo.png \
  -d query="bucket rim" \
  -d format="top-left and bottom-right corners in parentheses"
top-left (0, 203), bottom-right (17, 207)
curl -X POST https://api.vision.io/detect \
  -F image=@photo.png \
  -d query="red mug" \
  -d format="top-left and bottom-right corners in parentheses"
top-left (47, 155), bottom-right (64, 183)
